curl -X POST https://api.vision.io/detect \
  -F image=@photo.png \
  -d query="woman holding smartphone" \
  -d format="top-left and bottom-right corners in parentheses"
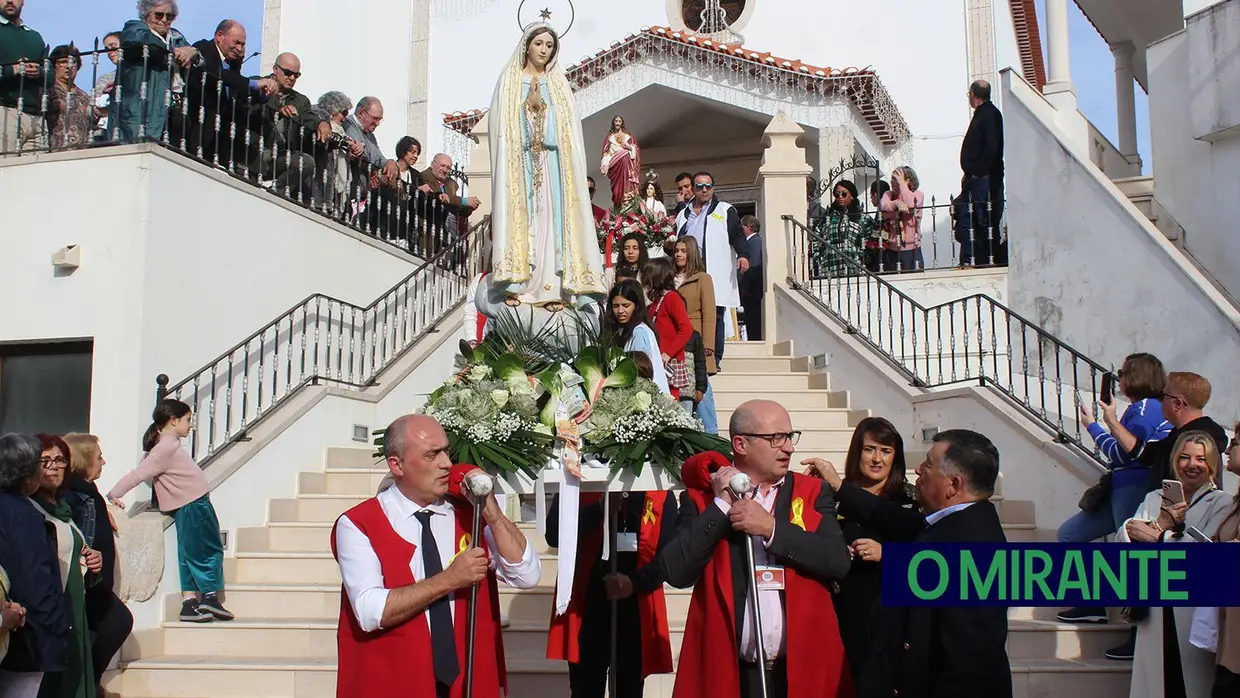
top-left (1117, 431), bottom-right (1232, 698)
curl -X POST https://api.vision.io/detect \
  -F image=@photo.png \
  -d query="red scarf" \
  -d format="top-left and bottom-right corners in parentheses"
top-left (673, 472), bottom-right (853, 698)
top-left (331, 497), bottom-right (508, 698)
top-left (545, 491), bottom-right (674, 677)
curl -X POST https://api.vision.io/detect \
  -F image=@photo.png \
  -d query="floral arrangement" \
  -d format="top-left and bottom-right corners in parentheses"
top-left (374, 308), bottom-right (729, 481)
top-left (597, 207), bottom-right (678, 259)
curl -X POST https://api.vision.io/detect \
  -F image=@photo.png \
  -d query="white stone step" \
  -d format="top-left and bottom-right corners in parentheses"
top-left (107, 653), bottom-right (1129, 698)
top-left (713, 406), bottom-right (863, 430)
top-left (720, 341), bottom-right (789, 358)
top-left (709, 371), bottom-right (830, 392)
top-left (711, 388), bottom-right (843, 411)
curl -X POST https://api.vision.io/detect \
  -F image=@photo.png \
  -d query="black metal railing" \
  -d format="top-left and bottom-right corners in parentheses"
top-left (785, 215), bottom-right (1107, 462)
top-left (1, 39), bottom-right (473, 258)
top-left (806, 192), bottom-right (1008, 274)
top-left (153, 216), bottom-right (490, 464)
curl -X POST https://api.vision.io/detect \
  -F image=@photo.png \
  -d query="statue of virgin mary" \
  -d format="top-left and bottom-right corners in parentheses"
top-left (487, 22), bottom-right (606, 310)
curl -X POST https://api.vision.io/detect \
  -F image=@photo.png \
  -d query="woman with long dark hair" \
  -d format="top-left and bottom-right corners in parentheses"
top-left (106, 400), bottom-right (233, 623)
top-left (605, 232), bottom-right (649, 289)
top-left (602, 279), bottom-right (669, 395)
top-left (801, 417), bottom-right (922, 680)
top-left (811, 179), bottom-right (869, 279)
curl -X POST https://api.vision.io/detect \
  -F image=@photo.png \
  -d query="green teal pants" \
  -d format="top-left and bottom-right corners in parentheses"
top-left (172, 494), bottom-right (224, 594)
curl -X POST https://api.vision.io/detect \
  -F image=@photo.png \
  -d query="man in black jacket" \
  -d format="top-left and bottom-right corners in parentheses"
top-left (820, 429), bottom-right (1012, 698)
top-left (955, 80), bottom-right (1006, 267)
top-left (183, 20), bottom-right (274, 169)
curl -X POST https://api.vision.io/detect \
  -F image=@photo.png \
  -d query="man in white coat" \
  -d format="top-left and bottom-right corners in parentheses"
top-left (670, 171), bottom-right (751, 366)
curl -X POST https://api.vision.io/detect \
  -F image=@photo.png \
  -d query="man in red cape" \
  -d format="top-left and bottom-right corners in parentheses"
top-left (663, 399), bottom-right (854, 698)
top-left (544, 489), bottom-right (678, 697)
top-left (330, 415), bottom-right (542, 698)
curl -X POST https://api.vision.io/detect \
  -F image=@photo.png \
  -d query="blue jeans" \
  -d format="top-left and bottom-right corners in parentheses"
top-left (695, 383), bottom-right (718, 435)
top-left (1057, 481), bottom-right (1148, 543)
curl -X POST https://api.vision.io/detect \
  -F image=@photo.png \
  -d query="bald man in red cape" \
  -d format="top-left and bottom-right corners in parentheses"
top-left (544, 490), bottom-right (678, 697)
top-left (662, 400), bottom-right (854, 698)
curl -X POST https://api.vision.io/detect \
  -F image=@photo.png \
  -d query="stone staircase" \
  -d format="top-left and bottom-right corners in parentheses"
top-left (104, 341), bottom-right (1132, 698)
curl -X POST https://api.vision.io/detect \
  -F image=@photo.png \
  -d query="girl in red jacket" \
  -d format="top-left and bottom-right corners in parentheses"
top-left (641, 258), bottom-right (694, 400)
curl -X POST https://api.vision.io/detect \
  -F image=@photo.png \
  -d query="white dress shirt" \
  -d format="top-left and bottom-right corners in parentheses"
top-left (924, 500), bottom-right (977, 526)
top-left (715, 478), bottom-right (786, 663)
top-left (334, 485), bottom-right (542, 633)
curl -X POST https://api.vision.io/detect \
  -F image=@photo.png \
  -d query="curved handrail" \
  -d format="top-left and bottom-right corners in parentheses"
top-left (782, 215), bottom-right (1108, 464)
top-left (158, 216), bottom-right (490, 462)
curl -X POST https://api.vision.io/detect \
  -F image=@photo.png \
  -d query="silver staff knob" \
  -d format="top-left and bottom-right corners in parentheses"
top-left (466, 472), bottom-right (494, 497)
top-left (729, 472), bottom-right (753, 497)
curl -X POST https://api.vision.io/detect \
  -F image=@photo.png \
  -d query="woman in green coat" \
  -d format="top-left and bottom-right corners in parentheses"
top-left (32, 435), bottom-right (99, 698)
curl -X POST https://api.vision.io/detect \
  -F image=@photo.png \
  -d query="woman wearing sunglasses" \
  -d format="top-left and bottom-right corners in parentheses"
top-left (115, 0), bottom-right (201, 142)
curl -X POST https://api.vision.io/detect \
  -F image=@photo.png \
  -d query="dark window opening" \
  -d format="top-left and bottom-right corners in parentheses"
top-left (0, 340), bottom-right (94, 435)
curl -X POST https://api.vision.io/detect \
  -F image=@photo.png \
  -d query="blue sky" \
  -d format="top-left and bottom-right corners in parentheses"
top-left (27, 0), bottom-right (1152, 172)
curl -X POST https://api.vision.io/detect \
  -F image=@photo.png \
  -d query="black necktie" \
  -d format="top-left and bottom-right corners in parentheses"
top-left (415, 510), bottom-right (460, 688)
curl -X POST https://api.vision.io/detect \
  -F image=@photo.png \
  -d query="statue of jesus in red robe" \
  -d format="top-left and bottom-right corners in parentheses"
top-left (601, 115), bottom-right (641, 210)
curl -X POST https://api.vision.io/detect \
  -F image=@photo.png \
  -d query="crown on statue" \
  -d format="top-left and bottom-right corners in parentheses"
top-left (644, 169), bottom-right (658, 184)
top-left (517, 0), bottom-right (575, 37)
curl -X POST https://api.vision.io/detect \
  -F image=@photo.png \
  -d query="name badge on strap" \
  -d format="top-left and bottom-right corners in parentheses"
top-left (616, 532), bottom-right (639, 553)
top-left (754, 565), bottom-right (785, 591)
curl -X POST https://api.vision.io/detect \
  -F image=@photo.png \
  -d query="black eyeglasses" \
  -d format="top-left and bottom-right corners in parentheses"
top-left (151, 11), bottom-right (176, 20)
top-left (694, 183), bottom-right (713, 190)
top-left (276, 65), bottom-right (302, 78)
top-left (737, 432), bottom-right (801, 447)
top-left (834, 190), bottom-right (850, 199)
top-left (40, 456), bottom-right (67, 469)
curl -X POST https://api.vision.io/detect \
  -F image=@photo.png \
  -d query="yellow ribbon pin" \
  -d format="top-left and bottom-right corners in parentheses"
top-left (642, 499), bottom-right (656, 526)
top-left (453, 533), bottom-right (471, 561)
top-left (791, 498), bottom-right (806, 530)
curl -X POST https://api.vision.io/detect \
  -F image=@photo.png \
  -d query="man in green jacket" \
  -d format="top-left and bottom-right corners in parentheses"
top-left (0, 0), bottom-right (48, 153)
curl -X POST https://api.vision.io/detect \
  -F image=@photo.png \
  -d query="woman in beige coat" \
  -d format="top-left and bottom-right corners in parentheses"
top-left (672, 237), bottom-right (716, 374)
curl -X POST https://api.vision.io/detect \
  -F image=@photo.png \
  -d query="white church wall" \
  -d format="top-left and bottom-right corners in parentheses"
top-left (1148, 25), bottom-right (1240, 307)
top-left (0, 146), bottom-right (422, 496)
top-left (1003, 71), bottom-right (1240, 446)
top-left (265, 0), bottom-right (418, 159)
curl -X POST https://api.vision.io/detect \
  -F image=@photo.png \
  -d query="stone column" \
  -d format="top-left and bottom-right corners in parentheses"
top-left (1112, 40), bottom-right (1141, 170)
top-left (464, 114), bottom-right (492, 218)
top-left (1042, 0), bottom-right (1077, 111)
top-left (757, 112), bottom-right (811, 346)
top-left (406, 0), bottom-right (431, 165)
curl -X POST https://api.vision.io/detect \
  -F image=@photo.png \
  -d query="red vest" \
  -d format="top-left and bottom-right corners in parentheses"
top-left (330, 497), bottom-right (508, 698)
top-left (673, 473), bottom-right (853, 698)
top-left (545, 491), bottom-right (673, 677)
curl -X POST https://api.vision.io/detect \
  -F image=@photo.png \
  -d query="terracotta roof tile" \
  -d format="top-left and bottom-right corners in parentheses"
top-left (444, 26), bottom-right (911, 147)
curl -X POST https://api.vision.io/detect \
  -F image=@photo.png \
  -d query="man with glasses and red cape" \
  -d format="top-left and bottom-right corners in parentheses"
top-left (661, 399), bottom-right (853, 698)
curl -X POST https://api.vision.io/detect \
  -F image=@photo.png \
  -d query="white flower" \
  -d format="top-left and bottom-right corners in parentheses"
top-left (631, 391), bottom-right (652, 413)
top-left (467, 365), bottom-right (492, 382)
top-left (491, 390), bottom-right (510, 408)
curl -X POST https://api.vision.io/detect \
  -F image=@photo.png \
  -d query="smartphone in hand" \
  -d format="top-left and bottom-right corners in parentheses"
top-left (1101, 372), bottom-right (1115, 405)
top-left (1162, 479), bottom-right (1185, 505)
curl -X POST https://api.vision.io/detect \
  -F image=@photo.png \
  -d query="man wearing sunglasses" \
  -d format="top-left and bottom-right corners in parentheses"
top-left (243, 52), bottom-right (331, 201)
top-left (670, 171), bottom-right (751, 367)
top-left (663, 399), bottom-right (852, 698)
